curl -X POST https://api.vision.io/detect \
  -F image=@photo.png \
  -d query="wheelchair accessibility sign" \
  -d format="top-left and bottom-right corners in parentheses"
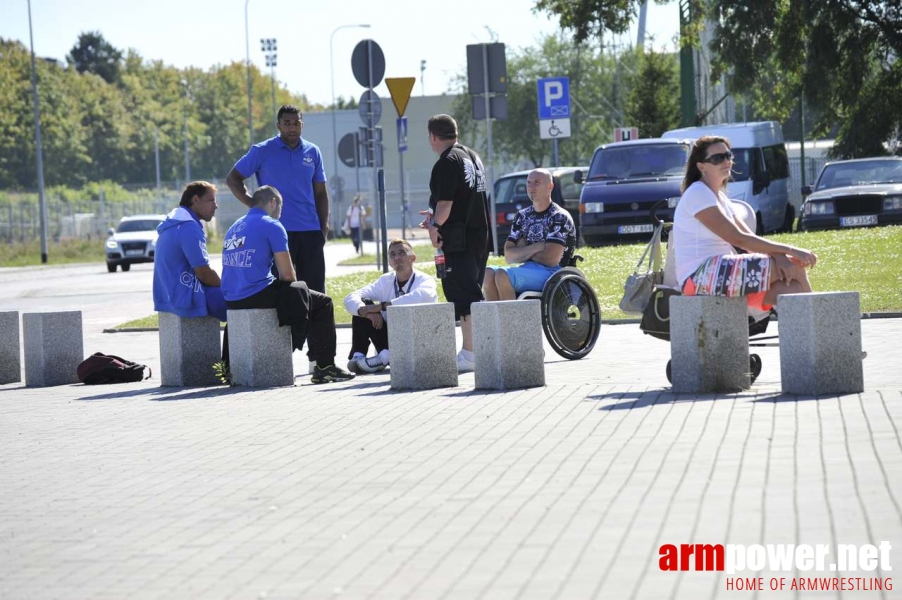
top-left (537, 77), bottom-right (571, 139)
top-left (540, 118), bottom-right (571, 140)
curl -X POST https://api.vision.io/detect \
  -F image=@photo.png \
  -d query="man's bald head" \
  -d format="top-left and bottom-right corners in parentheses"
top-left (526, 168), bottom-right (554, 206)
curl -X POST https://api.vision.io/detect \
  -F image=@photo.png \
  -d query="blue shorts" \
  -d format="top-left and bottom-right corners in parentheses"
top-left (498, 261), bottom-right (561, 294)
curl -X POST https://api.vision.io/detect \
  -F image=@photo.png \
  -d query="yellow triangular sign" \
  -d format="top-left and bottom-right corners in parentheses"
top-left (385, 77), bottom-right (416, 118)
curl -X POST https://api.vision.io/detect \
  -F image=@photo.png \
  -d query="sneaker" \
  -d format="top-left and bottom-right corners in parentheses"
top-left (311, 364), bottom-right (356, 384)
top-left (358, 356), bottom-right (387, 374)
top-left (347, 353), bottom-right (366, 374)
top-left (308, 360), bottom-right (316, 375)
top-left (456, 352), bottom-right (475, 373)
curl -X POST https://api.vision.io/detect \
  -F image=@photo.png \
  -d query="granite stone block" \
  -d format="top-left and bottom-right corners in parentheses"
top-left (227, 309), bottom-right (293, 387)
top-left (387, 303), bottom-right (458, 390)
top-left (0, 311), bottom-right (21, 384)
top-left (158, 312), bottom-right (222, 387)
top-left (670, 296), bottom-right (750, 393)
top-left (472, 300), bottom-right (545, 390)
top-left (23, 311), bottom-right (83, 387)
top-left (778, 292), bottom-right (863, 395)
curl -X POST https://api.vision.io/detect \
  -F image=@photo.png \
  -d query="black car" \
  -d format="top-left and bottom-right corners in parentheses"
top-left (491, 166), bottom-right (587, 249)
top-left (799, 157), bottom-right (902, 231)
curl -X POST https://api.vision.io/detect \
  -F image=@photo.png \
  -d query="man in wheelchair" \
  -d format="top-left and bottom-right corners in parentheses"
top-left (483, 168), bottom-right (577, 301)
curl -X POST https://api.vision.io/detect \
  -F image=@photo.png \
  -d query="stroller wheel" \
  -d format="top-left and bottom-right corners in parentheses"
top-left (750, 354), bottom-right (762, 383)
top-left (666, 359), bottom-right (672, 384)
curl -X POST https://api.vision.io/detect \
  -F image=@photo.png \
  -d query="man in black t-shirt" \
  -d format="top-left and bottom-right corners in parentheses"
top-left (423, 114), bottom-right (490, 373)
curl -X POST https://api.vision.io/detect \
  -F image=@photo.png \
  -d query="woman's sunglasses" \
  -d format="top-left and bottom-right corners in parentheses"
top-left (702, 151), bottom-right (734, 165)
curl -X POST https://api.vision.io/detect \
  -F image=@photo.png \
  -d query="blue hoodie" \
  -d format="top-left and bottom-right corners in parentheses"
top-left (152, 207), bottom-right (227, 320)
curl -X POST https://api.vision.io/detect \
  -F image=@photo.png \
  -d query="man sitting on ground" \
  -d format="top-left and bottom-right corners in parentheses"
top-left (483, 168), bottom-right (576, 300)
top-left (343, 238), bottom-right (438, 373)
top-left (220, 186), bottom-right (354, 384)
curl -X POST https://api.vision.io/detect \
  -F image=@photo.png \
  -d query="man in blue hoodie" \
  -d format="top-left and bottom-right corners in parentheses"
top-left (153, 181), bottom-right (227, 323)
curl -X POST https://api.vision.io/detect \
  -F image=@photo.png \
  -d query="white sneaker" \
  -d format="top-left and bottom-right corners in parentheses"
top-left (456, 352), bottom-right (475, 373)
top-left (357, 356), bottom-right (387, 374)
top-left (347, 353), bottom-right (366, 374)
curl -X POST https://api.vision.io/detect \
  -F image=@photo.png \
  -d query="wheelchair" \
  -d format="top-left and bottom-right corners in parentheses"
top-left (515, 239), bottom-right (602, 360)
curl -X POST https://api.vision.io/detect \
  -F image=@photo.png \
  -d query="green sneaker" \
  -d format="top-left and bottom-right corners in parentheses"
top-left (311, 364), bottom-right (356, 384)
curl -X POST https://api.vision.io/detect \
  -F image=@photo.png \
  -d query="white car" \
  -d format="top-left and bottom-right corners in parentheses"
top-left (105, 214), bottom-right (166, 272)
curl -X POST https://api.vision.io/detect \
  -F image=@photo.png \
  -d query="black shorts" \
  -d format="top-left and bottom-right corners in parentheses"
top-left (442, 247), bottom-right (489, 320)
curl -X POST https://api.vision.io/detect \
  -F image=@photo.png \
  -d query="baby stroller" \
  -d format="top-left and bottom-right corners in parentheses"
top-left (637, 200), bottom-right (778, 384)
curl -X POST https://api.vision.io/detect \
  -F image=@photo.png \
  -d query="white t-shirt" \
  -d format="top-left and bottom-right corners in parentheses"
top-left (673, 181), bottom-right (737, 285)
top-left (346, 204), bottom-right (362, 228)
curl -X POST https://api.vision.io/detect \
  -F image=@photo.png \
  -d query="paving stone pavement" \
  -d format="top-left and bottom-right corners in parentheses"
top-left (1, 319), bottom-right (901, 600)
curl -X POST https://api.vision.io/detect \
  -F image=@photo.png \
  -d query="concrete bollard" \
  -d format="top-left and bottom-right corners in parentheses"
top-left (778, 292), bottom-right (864, 395)
top-left (158, 312), bottom-right (222, 387)
top-left (387, 303), bottom-right (458, 390)
top-left (670, 296), bottom-right (750, 393)
top-left (227, 309), bottom-right (294, 387)
top-left (24, 311), bottom-right (83, 387)
top-left (0, 311), bottom-right (21, 384)
top-left (472, 300), bottom-right (545, 390)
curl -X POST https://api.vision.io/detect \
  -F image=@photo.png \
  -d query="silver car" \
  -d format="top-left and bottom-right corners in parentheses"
top-left (105, 214), bottom-right (165, 272)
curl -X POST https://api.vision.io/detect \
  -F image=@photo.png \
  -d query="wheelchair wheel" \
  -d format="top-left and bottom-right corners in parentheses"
top-left (749, 354), bottom-right (762, 384)
top-left (541, 268), bottom-right (601, 360)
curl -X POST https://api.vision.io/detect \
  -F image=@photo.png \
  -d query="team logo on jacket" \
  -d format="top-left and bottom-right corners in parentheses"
top-left (223, 235), bottom-right (246, 251)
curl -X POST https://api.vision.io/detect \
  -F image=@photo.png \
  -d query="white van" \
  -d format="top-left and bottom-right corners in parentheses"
top-left (662, 122), bottom-right (793, 234)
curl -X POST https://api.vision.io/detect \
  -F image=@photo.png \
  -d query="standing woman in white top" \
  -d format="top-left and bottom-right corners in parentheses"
top-left (672, 136), bottom-right (817, 313)
top-left (345, 195), bottom-right (364, 254)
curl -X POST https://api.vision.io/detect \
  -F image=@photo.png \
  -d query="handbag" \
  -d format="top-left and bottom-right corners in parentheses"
top-left (619, 222), bottom-right (664, 314)
top-left (639, 287), bottom-right (681, 341)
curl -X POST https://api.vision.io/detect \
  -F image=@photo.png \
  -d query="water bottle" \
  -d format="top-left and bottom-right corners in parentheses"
top-left (434, 247), bottom-right (447, 279)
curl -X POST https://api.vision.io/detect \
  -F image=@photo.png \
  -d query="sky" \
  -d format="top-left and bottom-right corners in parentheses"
top-left (1, 0), bottom-right (680, 107)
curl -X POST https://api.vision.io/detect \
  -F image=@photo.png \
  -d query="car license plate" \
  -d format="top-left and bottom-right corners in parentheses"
top-left (125, 249), bottom-right (144, 256)
top-left (618, 224), bottom-right (654, 234)
top-left (840, 215), bottom-right (877, 227)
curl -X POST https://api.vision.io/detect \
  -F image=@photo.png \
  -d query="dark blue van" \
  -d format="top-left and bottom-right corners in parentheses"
top-left (578, 138), bottom-right (691, 245)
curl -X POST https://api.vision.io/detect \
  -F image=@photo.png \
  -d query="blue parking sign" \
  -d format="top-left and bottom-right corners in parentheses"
top-left (537, 77), bottom-right (570, 120)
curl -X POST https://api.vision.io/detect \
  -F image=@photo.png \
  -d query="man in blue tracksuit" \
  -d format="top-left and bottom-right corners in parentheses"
top-left (220, 186), bottom-right (354, 385)
top-left (153, 181), bottom-right (227, 320)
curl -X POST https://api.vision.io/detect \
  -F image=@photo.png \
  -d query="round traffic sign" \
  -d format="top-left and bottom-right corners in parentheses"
top-left (351, 39), bottom-right (385, 88)
top-left (338, 133), bottom-right (358, 167)
top-left (358, 90), bottom-right (382, 128)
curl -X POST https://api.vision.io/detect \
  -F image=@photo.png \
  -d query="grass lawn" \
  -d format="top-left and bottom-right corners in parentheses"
top-left (112, 226), bottom-right (902, 329)
top-left (0, 238), bottom-right (107, 267)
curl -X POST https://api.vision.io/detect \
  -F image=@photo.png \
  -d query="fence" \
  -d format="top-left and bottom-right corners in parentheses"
top-left (788, 156), bottom-right (829, 208)
top-left (0, 194), bottom-right (177, 244)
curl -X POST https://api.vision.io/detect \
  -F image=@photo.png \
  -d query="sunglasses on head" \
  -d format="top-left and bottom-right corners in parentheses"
top-left (702, 151), bottom-right (734, 165)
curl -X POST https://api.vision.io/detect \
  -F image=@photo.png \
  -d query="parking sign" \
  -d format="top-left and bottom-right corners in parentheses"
top-left (537, 77), bottom-right (570, 120)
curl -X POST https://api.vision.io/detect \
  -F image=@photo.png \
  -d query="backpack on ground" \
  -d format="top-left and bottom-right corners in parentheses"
top-left (77, 352), bottom-right (151, 385)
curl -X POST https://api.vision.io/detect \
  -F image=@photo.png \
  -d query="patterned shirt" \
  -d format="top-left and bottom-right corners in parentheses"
top-left (507, 203), bottom-right (575, 249)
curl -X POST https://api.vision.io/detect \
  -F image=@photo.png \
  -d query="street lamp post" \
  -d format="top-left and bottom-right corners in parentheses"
top-left (260, 38), bottom-right (278, 121)
top-left (420, 60), bottom-right (426, 95)
top-left (26, 0), bottom-right (48, 263)
top-left (330, 24), bottom-right (370, 233)
top-left (180, 79), bottom-right (191, 183)
top-left (244, 0), bottom-right (253, 146)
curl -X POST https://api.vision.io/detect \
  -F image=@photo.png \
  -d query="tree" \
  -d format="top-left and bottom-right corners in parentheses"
top-left (625, 48), bottom-right (680, 138)
top-left (535, 0), bottom-right (902, 157)
top-left (66, 31), bottom-right (123, 84)
top-left (707, 0), bottom-right (902, 157)
top-left (450, 33), bottom-right (632, 169)
top-left (533, 0), bottom-right (672, 42)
